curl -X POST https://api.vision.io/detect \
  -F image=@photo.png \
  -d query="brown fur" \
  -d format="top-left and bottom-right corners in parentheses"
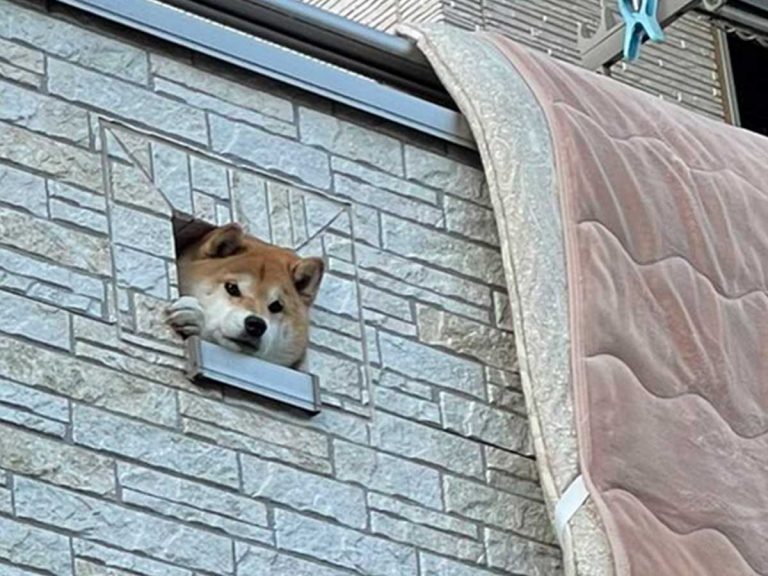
top-left (173, 224), bottom-right (324, 367)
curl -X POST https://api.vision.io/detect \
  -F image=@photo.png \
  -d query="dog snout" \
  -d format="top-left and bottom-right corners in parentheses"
top-left (244, 315), bottom-right (267, 338)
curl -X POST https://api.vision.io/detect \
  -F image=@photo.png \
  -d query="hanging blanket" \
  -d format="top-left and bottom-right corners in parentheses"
top-left (404, 24), bottom-right (768, 576)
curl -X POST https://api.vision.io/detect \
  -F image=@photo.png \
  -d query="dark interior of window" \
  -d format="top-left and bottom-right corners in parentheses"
top-left (727, 33), bottom-right (768, 136)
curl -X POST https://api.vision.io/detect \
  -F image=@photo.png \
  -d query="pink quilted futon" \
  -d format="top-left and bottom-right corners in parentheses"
top-left (409, 24), bottom-right (768, 576)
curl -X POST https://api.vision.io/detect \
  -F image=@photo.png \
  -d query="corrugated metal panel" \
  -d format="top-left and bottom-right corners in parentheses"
top-left (305, 0), bottom-right (725, 120)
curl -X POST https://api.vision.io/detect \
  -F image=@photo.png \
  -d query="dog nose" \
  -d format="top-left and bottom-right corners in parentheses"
top-left (244, 315), bottom-right (267, 338)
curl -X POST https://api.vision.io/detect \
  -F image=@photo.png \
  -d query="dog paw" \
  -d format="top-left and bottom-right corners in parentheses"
top-left (166, 296), bottom-right (205, 338)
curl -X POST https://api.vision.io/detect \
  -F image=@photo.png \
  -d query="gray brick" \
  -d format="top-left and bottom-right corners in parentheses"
top-left (0, 60), bottom-right (42, 88)
top-left (0, 403), bottom-right (66, 437)
top-left (48, 59), bottom-right (206, 143)
top-left (0, 37), bottom-right (44, 73)
top-left (182, 418), bottom-right (331, 474)
top-left (109, 161), bottom-right (169, 215)
top-left (486, 447), bottom-right (539, 481)
top-left (123, 489), bottom-right (272, 544)
top-left (50, 199), bottom-right (108, 234)
top-left (275, 509), bottom-right (417, 576)
top-left (267, 181), bottom-right (300, 246)
top-left (310, 326), bottom-right (365, 362)
top-left (151, 144), bottom-right (192, 213)
top-left (0, 209), bottom-right (110, 276)
top-left (440, 392), bottom-right (530, 454)
top-left (371, 512), bottom-right (485, 563)
top-left (376, 370), bottom-right (432, 399)
top-left (192, 190), bottom-right (217, 222)
top-left (355, 270), bottom-right (487, 323)
top-left (72, 341), bottom-right (186, 392)
top-left (15, 478), bottom-right (233, 574)
top-left (378, 332), bottom-right (484, 398)
top-left (487, 383), bottom-right (527, 415)
top-left (0, 377), bottom-right (68, 422)
top-left (0, 515), bottom-right (72, 576)
top-left (49, 181), bottom-right (106, 212)
top-left (419, 554), bottom-right (498, 576)
top-left (120, 463), bottom-right (267, 526)
top-left (305, 348), bottom-right (363, 400)
top-left (303, 194), bottom-right (349, 238)
top-left (342, 241), bottom-right (490, 306)
top-left (0, 422), bottom-right (115, 495)
top-left (0, 290), bottom-right (70, 349)
top-left (372, 411), bottom-right (483, 478)
top-left (0, 485), bottom-right (11, 513)
top-left (418, 305), bottom-right (518, 369)
top-left (314, 272), bottom-right (360, 318)
top-left (331, 156), bottom-right (437, 204)
top-left (444, 476), bottom-right (555, 543)
top-left (75, 404), bottom-right (239, 488)
top-left (210, 114), bottom-right (330, 189)
top-left (492, 290), bottom-right (514, 331)
top-left (487, 470), bottom-right (544, 501)
top-left (0, 160), bottom-right (47, 217)
top-left (444, 195), bottom-right (499, 245)
top-left (155, 77), bottom-right (296, 138)
top-left (334, 439), bottom-right (442, 508)
top-left (114, 245), bottom-right (169, 298)
top-left (75, 559), bottom-right (134, 576)
top-left (133, 292), bottom-right (182, 343)
top-left (361, 284), bottom-right (413, 321)
top-left (73, 540), bottom-right (193, 576)
top-left (100, 125), bottom-right (152, 169)
top-left (405, 146), bottom-right (486, 204)
top-left (485, 528), bottom-right (563, 575)
top-left (364, 310), bottom-right (417, 337)
top-left (373, 386), bottom-right (440, 425)
top-left (242, 455), bottom-right (367, 528)
top-left (333, 174), bottom-right (443, 227)
top-left (0, 335), bottom-right (176, 424)
top-left (111, 204), bottom-right (175, 257)
top-left (487, 366), bottom-right (522, 389)
top-left (368, 493), bottom-right (478, 538)
top-left (0, 1), bottom-right (148, 83)
top-left (312, 308), bottom-right (362, 338)
top-left (151, 55), bottom-right (293, 122)
top-left (27, 284), bottom-right (100, 317)
top-left (179, 392), bottom-right (329, 459)
top-left (382, 215), bottom-right (504, 285)
top-left (0, 80), bottom-right (90, 145)
top-left (191, 156), bottom-right (229, 200)
top-left (0, 122), bottom-right (101, 191)
top-left (235, 544), bottom-right (350, 576)
top-left (300, 107), bottom-right (403, 175)
top-left (231, 170), bottom-right (269, 236)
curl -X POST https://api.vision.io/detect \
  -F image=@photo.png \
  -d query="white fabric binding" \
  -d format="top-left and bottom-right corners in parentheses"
top-left (554, 475), bottom-right (589, 544)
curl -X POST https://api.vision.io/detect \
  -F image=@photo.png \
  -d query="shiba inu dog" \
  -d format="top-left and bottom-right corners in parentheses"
top-left (166, 223), bottom-right (324, 367)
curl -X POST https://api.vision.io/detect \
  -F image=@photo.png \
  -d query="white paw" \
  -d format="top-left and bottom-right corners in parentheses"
top-left (166, 296), bottom-right (205, 338)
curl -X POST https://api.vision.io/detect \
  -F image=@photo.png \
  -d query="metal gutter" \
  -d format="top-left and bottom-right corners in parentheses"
top-left (159, 0), bottom-right (450, 104)
top-left (53, 0), bottom-right (476, 149)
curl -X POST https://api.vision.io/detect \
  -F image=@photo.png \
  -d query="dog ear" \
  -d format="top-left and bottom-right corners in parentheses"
top-left (200, 224), bottom-right (245, 259)
top-left (292, 257), bottom-right (324, 305)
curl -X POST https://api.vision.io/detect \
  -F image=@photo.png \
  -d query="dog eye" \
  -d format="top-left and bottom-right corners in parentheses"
top-left (268, 300), bottom-right (284, 314)
top-left (224, 282), bottom-right (241, 297)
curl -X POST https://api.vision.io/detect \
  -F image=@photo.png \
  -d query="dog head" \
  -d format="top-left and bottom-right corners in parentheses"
top-left (178, 224), bottom-right (324, 367)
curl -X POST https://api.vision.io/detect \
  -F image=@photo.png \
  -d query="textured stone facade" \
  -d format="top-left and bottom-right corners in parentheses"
top-left (0, 1), bottom-right (559, 574)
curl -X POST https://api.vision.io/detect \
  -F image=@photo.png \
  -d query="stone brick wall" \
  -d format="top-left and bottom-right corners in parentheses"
top-left (0, 1), bottom-right (559, 575)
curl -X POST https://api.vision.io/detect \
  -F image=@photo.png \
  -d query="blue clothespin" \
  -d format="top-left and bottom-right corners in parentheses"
top-left (618, 0), bottom-right (665, 61)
